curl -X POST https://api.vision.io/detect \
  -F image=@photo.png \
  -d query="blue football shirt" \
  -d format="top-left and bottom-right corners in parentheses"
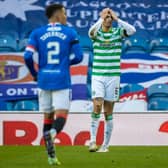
top-left (24, 23), bottom-right (83, 90)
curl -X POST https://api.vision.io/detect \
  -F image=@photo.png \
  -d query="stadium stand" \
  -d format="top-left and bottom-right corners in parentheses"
top-left (147, 83), bottom-right (168, 98)
top-left (120, 84), bottom-right (145, 96)
top-left (18, 38), bottom-right (28, 51)
top-left (148, 97), bottom-right (168, 111)
top-left (13, 99), bottom-right (39, 111)
top-left (0, 100), bottom-right (7, 110)
top-left (6, 101), bottom-right (16, 111)
top-left (149, 29), bottom-right (168, 53)
top-left (0, 100), bottom-right (18, 111)
top-left (0, 19), bottom-right (18, 35)
top-left (149, 38), bottom-right (168, 53)
top-left (0, 1), bottom-right (167, 112)
top-left (0, 33), bottom-right (18, 52)
top-left (123, 30), bottom-right (150, 54)
top-left (147, 84), bottom-right (168, 110)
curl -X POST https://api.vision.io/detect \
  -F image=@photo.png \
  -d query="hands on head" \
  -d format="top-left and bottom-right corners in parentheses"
top-left (99, 8), bottom-right (118, 21)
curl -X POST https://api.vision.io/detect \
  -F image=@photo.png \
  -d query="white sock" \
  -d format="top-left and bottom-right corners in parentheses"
top-left (90, 115), bottom-right (100, 143)
top-left (103, 119), bottom-right (113, 147)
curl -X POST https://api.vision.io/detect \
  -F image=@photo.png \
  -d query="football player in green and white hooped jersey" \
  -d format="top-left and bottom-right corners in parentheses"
top-left (88, 8), bottom-right (136, 152)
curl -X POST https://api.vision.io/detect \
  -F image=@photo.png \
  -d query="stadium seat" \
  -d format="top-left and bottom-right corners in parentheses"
top-left (147, 84), bottom-right (168, 111)
top-left (0, 100), bottom-right (7, 110)
top-left (148, 97), bottom-right (168, 111)
top-left (0, 100), bottom-right (17, 111)
top-left (120, 84), bottom-right (145, 96)
top-left (123, 30), bottom-right (150, 54)
top-left (147, 83), bottom-right (168, 99)
top-left (149, 38), bottom-right (168, 53)
top-left (6, 101), bottom-right (16, 111)
top-left (0, 33), bottom-right (18, 52)
top-left (123, 37), bottom-right (149, 54)
top-left (18, 38), bottom-right (28, 51)
top-left (13, 99), bottom-right (39, 111)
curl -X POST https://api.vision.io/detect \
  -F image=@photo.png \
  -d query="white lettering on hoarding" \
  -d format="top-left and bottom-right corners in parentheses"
top-left (7, 88), bottom-right (27, 96)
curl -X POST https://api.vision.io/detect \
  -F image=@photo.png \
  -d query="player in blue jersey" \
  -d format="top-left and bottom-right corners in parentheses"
top-left (24, 3), bottom-right (83, 165)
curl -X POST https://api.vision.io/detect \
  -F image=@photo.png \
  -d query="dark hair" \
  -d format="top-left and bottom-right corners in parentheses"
top-left (45, 4), bottom-right (64, 19)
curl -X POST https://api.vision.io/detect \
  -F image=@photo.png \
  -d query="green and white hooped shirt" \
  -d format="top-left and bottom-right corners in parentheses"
top-left (91, 27), bottom-right (124, 77)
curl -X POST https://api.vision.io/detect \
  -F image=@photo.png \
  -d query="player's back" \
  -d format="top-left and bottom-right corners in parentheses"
top-left (33, 23), bottom-right (76, 90)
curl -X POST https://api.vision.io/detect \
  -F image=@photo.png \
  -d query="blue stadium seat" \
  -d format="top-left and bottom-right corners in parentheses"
top-left (13, 99), bottom-right (39, 111)
top-left (0, 100), bottom-right (7, 110)
top-left (0, 100), bottom-right (17, 111)
top-left (18, 38), bottom-right (28, 51)
top-left (123, 37), bottom-right (149, 54)
top-left (123, 30), bottom-right (150, 54)
top-left (6, 101), bottom-right (16, 111)
top-left (148, 97), bottom-right (168, 111)
top-left (0, 33), bottom-right (18, 52)
top-left (149, 38), bottom-right (168, 53)
top-left (147, 84), bottom-right (168, 99)
top-left (120, 84), bottom-right (144, 96)
top-left (147, 84), bottom-right (168, 111)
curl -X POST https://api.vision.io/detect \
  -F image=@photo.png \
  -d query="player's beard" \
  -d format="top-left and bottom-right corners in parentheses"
top-left (104, 24), bottom-right (112, 29)
top-left (104, 20), bottom-right (112, 29)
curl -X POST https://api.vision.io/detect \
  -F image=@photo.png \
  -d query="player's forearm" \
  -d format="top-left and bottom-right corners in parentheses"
top-left (118, 19), bottom-right (136, 36)
top-left (88, 18), bottom-right (103, 38)
top-left (24, 51), bottom-right (37, 78)
top-left (70, 44), bottom-right (83, 65)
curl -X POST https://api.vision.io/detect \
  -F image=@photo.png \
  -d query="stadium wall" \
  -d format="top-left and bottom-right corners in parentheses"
top-left (0, 113), bottom-right (168, 146)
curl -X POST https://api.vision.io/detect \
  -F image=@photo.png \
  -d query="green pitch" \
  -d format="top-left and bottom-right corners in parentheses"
top-left (0, 146), bottom-right (168, 168)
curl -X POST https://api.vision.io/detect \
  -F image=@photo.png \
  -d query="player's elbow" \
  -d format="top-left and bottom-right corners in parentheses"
top-left (73, 52), bottom-right (83, 65)
top-left (70, 44), bottom-right (83, 65)
top-left (88, 30), bottom-right (92, 38)
top-left (131, 27), bottom-right (136, 35)
top-left (77, 53), bottom-right (83, 63)
top-left (24, 51), bottom-right (33, 61)
top-left (88, 29), bottom-right (95, 38)
top-left (127, 27), bottom-right (136, 36)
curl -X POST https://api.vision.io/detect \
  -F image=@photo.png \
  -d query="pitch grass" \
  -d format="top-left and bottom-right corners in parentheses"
top-left (0, 146), bottom-right (168, 168)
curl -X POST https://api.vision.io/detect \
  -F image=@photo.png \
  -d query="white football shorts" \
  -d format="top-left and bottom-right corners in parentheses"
top-left (38, 88), bottom-right (71, 113)
top-left (91, 76), bottom-right (120, 102)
